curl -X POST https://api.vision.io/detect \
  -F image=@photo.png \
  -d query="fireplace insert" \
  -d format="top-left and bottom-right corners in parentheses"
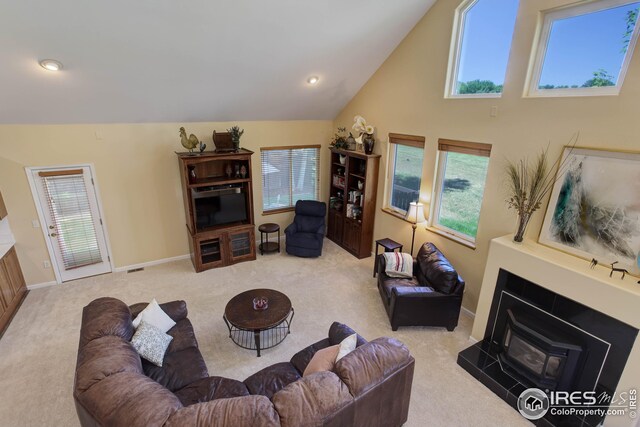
top-left (499, 309), bottom-right (583, 391)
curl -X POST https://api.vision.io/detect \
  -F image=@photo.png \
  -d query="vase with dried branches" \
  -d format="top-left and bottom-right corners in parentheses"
top-left (506, 136), bottom-right (577, 243)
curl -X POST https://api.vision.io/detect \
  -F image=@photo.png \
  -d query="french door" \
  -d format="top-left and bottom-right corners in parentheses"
top-left (28, 166), bottom-right (112, 282)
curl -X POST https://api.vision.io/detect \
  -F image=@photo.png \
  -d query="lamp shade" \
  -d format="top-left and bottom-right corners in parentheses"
top-left (405, 202), bottom-right (426, 224)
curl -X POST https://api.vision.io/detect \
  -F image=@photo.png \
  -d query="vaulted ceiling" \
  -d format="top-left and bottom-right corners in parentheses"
top-left (0, 0), bottom-right (435, 124)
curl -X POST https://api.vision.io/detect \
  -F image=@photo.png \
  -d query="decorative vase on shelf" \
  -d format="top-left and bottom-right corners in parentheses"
top-left (339, 155), bottom-right (347, 165)
top-left (240, 165), bottom-right (247, 178)
top-left (513, 212), bottom-right (531, 243)
top-left (363, 134), bottom-right (375, 155)
top-left (225, 163), bottom-right (233, 178)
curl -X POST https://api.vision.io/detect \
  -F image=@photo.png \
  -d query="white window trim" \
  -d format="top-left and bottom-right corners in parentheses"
top-left (445, 0), bottom-right (510, 99)
top-left (383, 136), bottom-right (425, 217)
top-left (429, 152), bottom-right (474, 241)
top-left (384, 143), bottom-right (409, 216)
top-left (524, 0), bottom-right (640, 98)
top-left (429, 151), bottom-right (483, 246)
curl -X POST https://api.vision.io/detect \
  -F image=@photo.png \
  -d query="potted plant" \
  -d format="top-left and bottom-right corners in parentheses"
top-left (505, 136), bottom-right (576, 242)
top-left (227, 126), bottom-right (245, 152)
top-left (331, 127), bottom-right (349, 150)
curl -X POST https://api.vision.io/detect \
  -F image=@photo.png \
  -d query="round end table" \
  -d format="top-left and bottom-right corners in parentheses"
top-left (258, 223), bottom-right (280, 255)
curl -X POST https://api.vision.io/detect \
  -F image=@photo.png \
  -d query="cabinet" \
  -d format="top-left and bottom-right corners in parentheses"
top-left (0, 247), bottom-right (27, 334)
top-left (327, 148), bottom-right (380, 258)
top-left (0, 192), bottom-right (7, 220)
top-left (177, 149), bottom-right (256, 272)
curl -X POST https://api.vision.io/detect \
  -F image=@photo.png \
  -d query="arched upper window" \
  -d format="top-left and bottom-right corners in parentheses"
top-left (525, 0), bottom-right (640, 97)
top-left (445, 0), bottom-right (520, 98)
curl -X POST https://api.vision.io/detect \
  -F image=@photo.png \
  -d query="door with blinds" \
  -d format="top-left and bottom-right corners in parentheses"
top-left (28, 166), bottom-right (112, 282)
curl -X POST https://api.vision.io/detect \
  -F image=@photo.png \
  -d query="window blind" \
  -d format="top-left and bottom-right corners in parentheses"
top-left (389, 133), bottom-right (426, 148)
top-left (438, 139), bottom-right (492, 157)
top-left (39, 171), bottom-right (102, 270)
top-left (261, 145), bottom-right (320, 213)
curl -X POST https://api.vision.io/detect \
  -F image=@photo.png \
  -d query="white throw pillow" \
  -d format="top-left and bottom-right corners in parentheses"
top-left (132, 299), bottom-right (176, 333)
top-left (335, 333), bottom-right (357, 362)
top-left (131, 320), bottom-right (173, 367)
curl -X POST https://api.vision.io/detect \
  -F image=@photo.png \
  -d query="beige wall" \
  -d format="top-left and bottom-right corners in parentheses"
top-left (0, 121), bottom-right (333, 285)
top-left (334, 0), bottom-right (640, 313)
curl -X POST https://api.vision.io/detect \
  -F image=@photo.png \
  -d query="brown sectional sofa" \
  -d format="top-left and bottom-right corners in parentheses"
top-left (74, 297), bottom-right (415, 427)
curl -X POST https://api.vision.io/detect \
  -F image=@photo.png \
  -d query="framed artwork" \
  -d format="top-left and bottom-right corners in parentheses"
top-left (539, 147), bottom-right (640, 276)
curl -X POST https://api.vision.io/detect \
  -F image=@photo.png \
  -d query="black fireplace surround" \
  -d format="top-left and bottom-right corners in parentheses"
top-left (458, 269), bottom-right (638, 427)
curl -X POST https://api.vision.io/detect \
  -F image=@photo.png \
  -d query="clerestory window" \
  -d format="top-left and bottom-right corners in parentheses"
top-left (525, 0), bottom-right (640, 97)
top-left (445, 0), bottom-right (520, 98)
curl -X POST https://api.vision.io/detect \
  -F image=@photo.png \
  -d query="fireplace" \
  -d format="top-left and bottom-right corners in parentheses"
top-left (458, 267), bottom-right (637, 426)
top-left (498, 309), bottom-right (582, 391)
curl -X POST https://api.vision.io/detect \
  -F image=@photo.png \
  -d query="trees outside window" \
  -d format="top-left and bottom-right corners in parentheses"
top-left (527, 0), bottom-right (640, 97)
top-left (445, 0), bottom-right (519, 97)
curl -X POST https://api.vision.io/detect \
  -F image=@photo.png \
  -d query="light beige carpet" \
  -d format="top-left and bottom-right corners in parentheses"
top-left (0, 240), bottom-right (530, 426)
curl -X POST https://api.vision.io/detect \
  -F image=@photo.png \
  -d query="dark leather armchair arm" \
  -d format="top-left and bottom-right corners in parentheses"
top-left (391, 286), bottom-right (450, 299)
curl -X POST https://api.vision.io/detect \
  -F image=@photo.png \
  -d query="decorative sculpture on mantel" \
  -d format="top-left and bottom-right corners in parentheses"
top-left (179, 127), bottom-right (199, 154)
top-left (609, 261), bottom-right (629, 280)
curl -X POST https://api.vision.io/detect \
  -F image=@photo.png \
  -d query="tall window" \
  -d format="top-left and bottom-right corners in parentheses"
top-left (526, 0), bottom-right (640, 97)
top-left (386, 133), bottom-right (425, 215)
top-left (446, 0), bottom-right (519, 97)
top-left (261, 146), bottom-right (320, 213)
top-left (431, 139), bottom-right (491, 244)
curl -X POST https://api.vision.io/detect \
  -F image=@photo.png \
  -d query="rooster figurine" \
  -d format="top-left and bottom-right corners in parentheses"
top-left (179, 127), bottom-right (199, 153)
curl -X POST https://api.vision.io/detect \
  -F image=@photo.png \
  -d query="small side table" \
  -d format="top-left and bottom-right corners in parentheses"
top-left (258, 223), bottom-right (280, 255)
top-left (374, 238), bottom-right (403, 277)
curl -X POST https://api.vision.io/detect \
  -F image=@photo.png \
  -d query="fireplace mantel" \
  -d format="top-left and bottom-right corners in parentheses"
top-left (472, 235), bottom-right (640, 427)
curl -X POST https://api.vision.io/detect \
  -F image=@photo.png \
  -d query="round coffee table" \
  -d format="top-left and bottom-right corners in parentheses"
top-left (223, 288), bottom-right (294, 357)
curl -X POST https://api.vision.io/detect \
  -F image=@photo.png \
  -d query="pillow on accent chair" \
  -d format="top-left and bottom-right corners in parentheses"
top-left (302, 344), bottom-right (340, 377)
top-left (383, 252), bottom-right (414, 278)
top-left (131, 320), bottom-right (173, 367)
top-left (336, 333), bottom-right (357, 361)
top-left (132, 298), bottom-right (176, 332)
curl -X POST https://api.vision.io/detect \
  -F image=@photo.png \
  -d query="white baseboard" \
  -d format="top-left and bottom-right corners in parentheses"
top-left (27, 280), bottom-right (57, 290)
top-left (114, 254), bottom-right (190, 273)
top-left (27, 254), bottom-right (191, 290)
top-left (460, 305), bottom-right (476, 319)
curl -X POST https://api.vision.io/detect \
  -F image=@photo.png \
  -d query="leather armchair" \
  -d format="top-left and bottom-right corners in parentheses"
top-left (377, 243), bottom-right (465, 331)
top-left (284, 200), bottom-right (327, 257)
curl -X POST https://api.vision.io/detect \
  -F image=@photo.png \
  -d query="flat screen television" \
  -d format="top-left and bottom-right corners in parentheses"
top-left (195, 193), bottom-right (247, 230)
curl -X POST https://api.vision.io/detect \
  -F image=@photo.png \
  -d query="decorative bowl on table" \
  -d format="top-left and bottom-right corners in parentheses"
top-left (253, 297), bottom-right (269, 311)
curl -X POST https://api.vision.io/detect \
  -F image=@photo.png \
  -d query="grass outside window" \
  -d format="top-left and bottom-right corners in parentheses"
top-left (433, 151), bottom-right (489, 241)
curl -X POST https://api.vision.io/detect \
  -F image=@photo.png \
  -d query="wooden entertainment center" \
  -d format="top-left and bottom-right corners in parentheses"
top-left (177, 150), bottom-right (256, 272)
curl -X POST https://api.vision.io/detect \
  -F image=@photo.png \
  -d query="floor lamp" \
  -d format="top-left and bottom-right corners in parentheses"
top-left (405, 202), bottom-right (426, 256)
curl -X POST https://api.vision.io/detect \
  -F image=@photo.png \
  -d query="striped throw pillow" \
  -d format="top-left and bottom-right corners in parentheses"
top-left (383, 252), bottom-right (414, 278)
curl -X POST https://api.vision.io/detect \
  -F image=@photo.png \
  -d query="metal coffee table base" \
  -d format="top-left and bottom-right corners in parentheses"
top-left (223, 308), bottom-right (294, 357)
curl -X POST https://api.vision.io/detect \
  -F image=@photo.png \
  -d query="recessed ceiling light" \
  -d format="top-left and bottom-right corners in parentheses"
top-left (307, 76), bottom-right (319, 85)
top-left (39, 59), bottom-right (63, 71)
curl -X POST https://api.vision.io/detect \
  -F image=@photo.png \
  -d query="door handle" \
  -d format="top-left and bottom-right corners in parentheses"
top-left (49, 233), bottom-right (58, 237)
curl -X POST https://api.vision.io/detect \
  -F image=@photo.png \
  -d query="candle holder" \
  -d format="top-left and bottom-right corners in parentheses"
top-left (253, 297), bottom-right (269, 311)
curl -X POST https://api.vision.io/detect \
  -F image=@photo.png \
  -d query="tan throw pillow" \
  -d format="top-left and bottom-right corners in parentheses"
top-left (303, 344), bottom-right (340, 377)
